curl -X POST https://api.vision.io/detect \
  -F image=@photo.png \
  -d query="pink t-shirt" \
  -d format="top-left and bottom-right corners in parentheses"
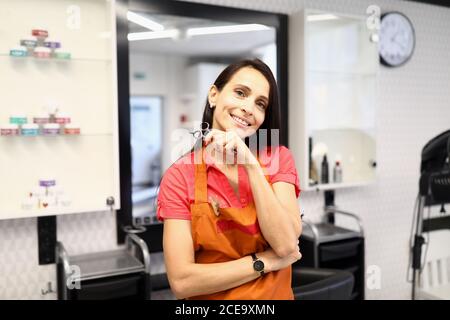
top-left (156, 146), bottom-right (301, 221)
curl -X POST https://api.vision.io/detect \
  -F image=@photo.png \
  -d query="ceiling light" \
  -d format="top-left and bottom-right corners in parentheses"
top-left (127, 29), bottom-right (180, 41)
top-left (186, 24), bottom-right (270, 37)
top-left (127, 11), bottom-right (164, 31)
top-left (307, 14), bottom-right (339, 22)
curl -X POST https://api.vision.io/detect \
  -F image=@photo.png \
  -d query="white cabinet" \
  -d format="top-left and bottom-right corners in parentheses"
top-left (289, 10), bottom-right (378, 191)
top-left (0, 0), bottom-right (120, 219)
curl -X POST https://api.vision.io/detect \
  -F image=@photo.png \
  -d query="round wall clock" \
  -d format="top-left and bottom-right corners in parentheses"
top-left (379, 12), bottom-right (415, 67)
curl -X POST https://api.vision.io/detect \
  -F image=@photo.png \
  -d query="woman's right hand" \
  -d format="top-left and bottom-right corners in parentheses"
top-left (258, 241), bottom-right (302, 273)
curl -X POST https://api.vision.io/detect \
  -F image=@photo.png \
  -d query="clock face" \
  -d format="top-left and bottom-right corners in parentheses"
top-left (379, 12), bottom-right (415, 67)
top-left (254, 260), bottom-right (264, 271)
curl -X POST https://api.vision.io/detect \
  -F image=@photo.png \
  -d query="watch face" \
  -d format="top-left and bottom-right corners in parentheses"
top-left (254, 260), bottom-right (264, 272)
top-left (379, 12), bottom-right (415, 67)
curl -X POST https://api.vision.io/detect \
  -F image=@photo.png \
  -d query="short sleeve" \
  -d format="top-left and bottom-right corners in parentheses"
top-left (156, 164), bottom-right (192, 221)
top-left (267, 146), bottom-right (301, 198)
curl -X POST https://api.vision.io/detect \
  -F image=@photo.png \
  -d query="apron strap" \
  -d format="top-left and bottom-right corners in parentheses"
top-left (194, 146), bottom-right (208, 204)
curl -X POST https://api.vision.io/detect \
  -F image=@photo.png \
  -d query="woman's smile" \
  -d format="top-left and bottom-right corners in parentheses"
top-left (229, 113), bottom-right (252, 128)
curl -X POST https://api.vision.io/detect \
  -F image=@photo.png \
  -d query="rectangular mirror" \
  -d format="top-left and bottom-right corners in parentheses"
top-left (128, 11), bottom-right (277, 226)
top-left (289, 9), bottom-right (379, 191)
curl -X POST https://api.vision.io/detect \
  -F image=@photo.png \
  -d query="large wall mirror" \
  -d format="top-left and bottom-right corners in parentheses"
top-left (116, 0), bottom-right (288, 249)
top-left (129, 12), bottom-right (277, 227)
top-left (288, 9), bottom-right (378, 192)
top-left (305, 11), bottom-right (377, 189)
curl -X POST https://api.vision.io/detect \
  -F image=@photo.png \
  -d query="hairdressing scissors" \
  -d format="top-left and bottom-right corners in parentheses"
top-left (190, 122), bottom-right (239, 155)
top-left (189, 122), bottom-right (211, 140)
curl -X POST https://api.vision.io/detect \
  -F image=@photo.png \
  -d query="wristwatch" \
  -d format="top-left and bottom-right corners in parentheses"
top-left (251, 253), bottom-right (265, 276)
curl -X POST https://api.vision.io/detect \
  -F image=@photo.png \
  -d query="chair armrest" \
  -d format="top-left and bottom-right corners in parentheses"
top-left (291, 266), bottom-right (355, 300)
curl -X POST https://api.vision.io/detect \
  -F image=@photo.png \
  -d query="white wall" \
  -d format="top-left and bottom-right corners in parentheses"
top-left (1, 0), bottom-right (450, 300)
top-left (130, 54), bottom-right (169, 96)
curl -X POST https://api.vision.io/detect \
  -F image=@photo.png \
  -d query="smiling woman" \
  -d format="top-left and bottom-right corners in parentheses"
top-left (198, 59), bottom-right (281, 155)
top-left (157, 59), bottom-right (302, 300)
top-left (208, 66), bottom-right (269, 139)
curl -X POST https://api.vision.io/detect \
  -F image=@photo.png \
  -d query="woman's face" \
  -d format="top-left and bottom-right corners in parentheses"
top-left (208, 67), bottom-right (270, 138)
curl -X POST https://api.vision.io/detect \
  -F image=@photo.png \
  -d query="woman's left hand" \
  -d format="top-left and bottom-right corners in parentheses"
top-left (204, 129), bottom-right (258, 167)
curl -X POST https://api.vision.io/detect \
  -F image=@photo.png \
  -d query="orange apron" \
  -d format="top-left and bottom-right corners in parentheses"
top-left (187, 147), bottom-right (294, 300)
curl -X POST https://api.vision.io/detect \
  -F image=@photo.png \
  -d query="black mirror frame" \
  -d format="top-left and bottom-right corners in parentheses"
top-left (116, 0), bottom-right (288, 248)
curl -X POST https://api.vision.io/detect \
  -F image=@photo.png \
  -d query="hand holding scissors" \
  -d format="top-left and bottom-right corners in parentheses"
top-left (189, 122), bottom-right (211, 140)
top-left (203, 128), bottom-right (259, 167)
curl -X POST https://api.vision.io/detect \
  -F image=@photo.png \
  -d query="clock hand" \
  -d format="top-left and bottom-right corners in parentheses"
top-left (390, 31), bottom-right (400, 42)
top-left (394, 39), bottom-right (406, 51)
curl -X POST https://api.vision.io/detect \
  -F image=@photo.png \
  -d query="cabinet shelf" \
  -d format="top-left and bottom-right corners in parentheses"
top-left (306, 180), bottom-right (375, 191)
top-left (0, 133), bottom-right (113, 139)
top-left (1, 53), bottom-right (112, 63)
top-left (8, 204), bottom-right (116, 220)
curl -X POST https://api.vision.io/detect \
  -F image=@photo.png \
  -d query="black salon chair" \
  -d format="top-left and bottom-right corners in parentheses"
top-left (149, 267), bottom-right (355, 300)
top-left (150, 273), bottom-right (176, 300)
top-left (291, 266), bottom-right (355, 300)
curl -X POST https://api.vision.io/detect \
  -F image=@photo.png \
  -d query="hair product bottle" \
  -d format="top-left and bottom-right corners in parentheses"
top-left (321, 154), bottom-right (329, 184)
top-left (333, 161), bottom-right (343, 183)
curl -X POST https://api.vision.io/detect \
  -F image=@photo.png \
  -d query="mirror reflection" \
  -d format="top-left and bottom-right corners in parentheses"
top-left (128, 12), bottom-right (276, 226)
top-left (305, 11), bottom-right (378, 187)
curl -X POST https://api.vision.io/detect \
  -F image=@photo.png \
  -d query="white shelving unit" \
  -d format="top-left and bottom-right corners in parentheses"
top-left (0, 0), bottom-right (120, 219)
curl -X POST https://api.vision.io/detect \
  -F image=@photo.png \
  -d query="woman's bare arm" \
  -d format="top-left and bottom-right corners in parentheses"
top-left (203, 130), bottom-right (301, 258)
top-left (246, 164), bottom-right (302, 258)
top-left (163, 219), bottom-right (299, 299)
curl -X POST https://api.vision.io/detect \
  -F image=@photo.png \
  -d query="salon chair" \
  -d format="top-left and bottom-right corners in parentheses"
top-left (291, 266), bottom-right (354, 300)
top-left (149, 267), bottom-right (354, 300)
top-left (56, 233), bottom-right (151, 300)
top-left (150, 272), bottom-right (176, 300)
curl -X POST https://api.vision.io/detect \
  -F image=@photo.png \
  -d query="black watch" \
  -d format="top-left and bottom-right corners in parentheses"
top-left (251, 253), bottom-right (265, 276)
